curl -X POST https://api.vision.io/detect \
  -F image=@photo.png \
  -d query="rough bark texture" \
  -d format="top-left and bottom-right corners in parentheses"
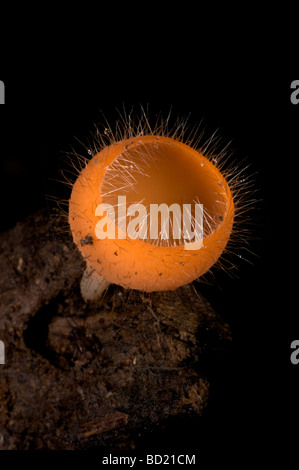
top-left (0, 209), bottom-right (232, 450)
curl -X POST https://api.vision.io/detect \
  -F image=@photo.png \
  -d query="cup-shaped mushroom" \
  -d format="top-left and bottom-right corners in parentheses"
top-left (69, 135), bottom-right (234, 300)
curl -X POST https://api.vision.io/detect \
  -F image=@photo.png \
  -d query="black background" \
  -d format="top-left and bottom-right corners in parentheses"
top-left (0, 31), bottom-right (298, 464)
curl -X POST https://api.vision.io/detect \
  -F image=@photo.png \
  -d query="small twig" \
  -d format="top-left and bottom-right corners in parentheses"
top-left (79, 411), bottom-right (128, 438)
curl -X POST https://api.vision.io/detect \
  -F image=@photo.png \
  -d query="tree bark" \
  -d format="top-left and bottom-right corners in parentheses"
top-left (0, 209), bottom-right (231, 450)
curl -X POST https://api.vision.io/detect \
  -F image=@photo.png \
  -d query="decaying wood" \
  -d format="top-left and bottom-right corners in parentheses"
top-left (0, 209), bottom-right (231, 450)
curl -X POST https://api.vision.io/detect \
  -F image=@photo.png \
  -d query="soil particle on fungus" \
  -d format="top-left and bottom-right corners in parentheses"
top-left (0, 209), bottom-right (231, 450)
top-left (79, 235), bottom-right (94, 246)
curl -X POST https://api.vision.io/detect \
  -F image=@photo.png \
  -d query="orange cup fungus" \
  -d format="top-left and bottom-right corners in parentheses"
top-left (69, 123), bottom-right (236, 301)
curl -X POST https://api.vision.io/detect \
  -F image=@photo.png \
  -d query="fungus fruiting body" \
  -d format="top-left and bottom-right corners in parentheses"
top-left (68, 111), bottom-right (250, 301)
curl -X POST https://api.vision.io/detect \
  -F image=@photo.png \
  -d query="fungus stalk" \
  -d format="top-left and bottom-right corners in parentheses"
top-left (80, 261), bottom-right (111, 301)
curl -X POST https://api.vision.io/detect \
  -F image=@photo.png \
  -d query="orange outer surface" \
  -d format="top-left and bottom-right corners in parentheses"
top-left (69, 135), bottom-right (234, 292)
